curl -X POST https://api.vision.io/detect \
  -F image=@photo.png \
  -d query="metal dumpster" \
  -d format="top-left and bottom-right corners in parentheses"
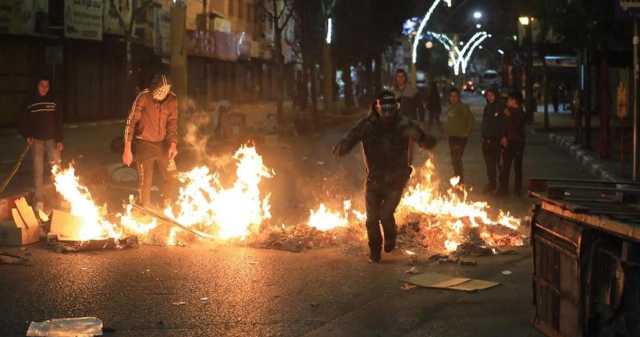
top-left (529, 179), bottom-right (640, 337)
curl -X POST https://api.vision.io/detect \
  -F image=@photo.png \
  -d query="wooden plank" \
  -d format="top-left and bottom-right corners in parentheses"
top-left (50, 209), bottom-right (85, 242)
top-left (14, 197), bottom-right (38, 229)
top-left (11, 208), bottom-right (24, 228)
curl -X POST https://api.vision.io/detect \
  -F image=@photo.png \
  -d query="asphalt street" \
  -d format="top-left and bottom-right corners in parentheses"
top-left (0, 92), bottom-right (593, 337)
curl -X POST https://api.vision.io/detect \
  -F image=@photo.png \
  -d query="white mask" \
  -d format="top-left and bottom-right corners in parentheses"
top-left (152, 85), bottom-right (170, 101)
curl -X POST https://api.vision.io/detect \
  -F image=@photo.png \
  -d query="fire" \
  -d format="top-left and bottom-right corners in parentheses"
top-left (51, 146), bottom-right (522, 254)
top-left (165, 145), bottom-right (274, 240)
top-left (307, 200), bottom-right (366, 232)
top-left (398, 159), bottom-right (522, 253)
top-left (52, 165), bottom-right (121, 241)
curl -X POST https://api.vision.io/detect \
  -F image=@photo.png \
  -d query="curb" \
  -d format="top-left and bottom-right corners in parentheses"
top-left (544, 132), bottom-right (619, 182)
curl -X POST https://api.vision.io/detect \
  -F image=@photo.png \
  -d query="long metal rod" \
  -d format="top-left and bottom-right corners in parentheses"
top-left (131, 203), bottom-right (217, 240)
top-left (633, 18), bottom-right (639, 181)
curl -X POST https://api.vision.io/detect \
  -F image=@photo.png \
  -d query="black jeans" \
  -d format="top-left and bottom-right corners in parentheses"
top-left (499, 141), bottom-right (525, 193)
top-left (135, 140), bottom-right (169, 207)
top-left (482, 138), bottom-right (500, 189)
top-left (365, 180), bottom-right (406, 252)
top-left (448, 136), bottom-right (468, 183)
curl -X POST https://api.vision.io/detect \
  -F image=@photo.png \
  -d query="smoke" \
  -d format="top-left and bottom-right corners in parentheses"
top-left (181, 97), bottom-right (234, 169)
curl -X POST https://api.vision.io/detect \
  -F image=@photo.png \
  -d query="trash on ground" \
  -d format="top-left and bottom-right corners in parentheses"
top-left (501, 270), bottom-right (512, 275)
top-left (406, 272), bottom-right (499, 292)
top-left (26, 317), bottom-right (103, 337)
top-left (400, 283), bottom-right (417, 291)
top-left (0, 251), bottom-right (29, 265)
top-left (172, 301), bottom-right (186, 306)
top-left (405, 266), bottom-right (419, 274)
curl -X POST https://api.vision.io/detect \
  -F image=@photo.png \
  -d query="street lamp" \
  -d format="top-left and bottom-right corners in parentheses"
top-left (518, 15), bottom-right (535, 123)
top-left (476, 23), bottom-right (482, 29)
top-left (473, 11), bottom-right (483, 20)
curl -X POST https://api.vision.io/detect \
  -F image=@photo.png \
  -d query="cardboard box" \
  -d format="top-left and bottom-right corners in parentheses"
top-left (0, 209), bottom-right (40, 246)
top-left (0, 192), bottom-right (32, 222)
top-left (50, 209), bottom-right (85, 242)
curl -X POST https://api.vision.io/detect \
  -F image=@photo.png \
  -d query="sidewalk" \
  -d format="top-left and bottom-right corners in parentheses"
top-left (530, 109), bottom-right (634, 182)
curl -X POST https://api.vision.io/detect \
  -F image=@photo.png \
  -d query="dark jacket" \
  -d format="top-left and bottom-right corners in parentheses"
top-left (334, 112), bottom-right (437, 186)
top-left (19, 91), bottom-right (63, 142)
top-left (504, 106), bottom-right (527, 143)
top-left (481, 100), bottom-right (506, 140)
top-left (394, 85), bottom-right (423, 121)
top-left (124, 89), bottom-right (179, 144)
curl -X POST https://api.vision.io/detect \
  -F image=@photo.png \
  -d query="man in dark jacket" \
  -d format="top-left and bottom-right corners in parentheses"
top-left (333, 90), bottom-right (437, 263)
top-left (480, 88), bottom-right (505, 194)
top-left (498, 92), bottom-right (527, 196)
top-left (122, 73), bottom-right (179, 207)
top-left (19, 77), bottom-right (64, 211)
top-left (393, 69), bottom-right (424, 122)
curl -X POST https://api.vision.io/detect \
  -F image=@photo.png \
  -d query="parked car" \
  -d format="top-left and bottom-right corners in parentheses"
top-left (480, 70), bottom-right (501, 90)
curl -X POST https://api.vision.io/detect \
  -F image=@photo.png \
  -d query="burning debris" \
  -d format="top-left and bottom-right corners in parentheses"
top-left (44, 144), bottom-right (524, 257)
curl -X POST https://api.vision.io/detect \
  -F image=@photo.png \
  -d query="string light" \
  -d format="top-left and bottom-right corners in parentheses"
top-left (412, 0), bottom-right (452, 65)
top-left (326, 18), bottom-right (333, 45)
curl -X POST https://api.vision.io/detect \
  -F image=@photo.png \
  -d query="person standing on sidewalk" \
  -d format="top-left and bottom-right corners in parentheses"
top-left (444, 88), bottom-right (474, 184)
top-left (498, 92), bottom-right (527, 196)
top-left (19, 77), bottom-right (63, 211)
top-left (480, 88), bottom-right (505, 194)
top-left (122, 73), bottom-right (178, 208)
top-left (392, 69), bottom-right (424, 122)
top-left (332, 90), bottom-right (437, 263)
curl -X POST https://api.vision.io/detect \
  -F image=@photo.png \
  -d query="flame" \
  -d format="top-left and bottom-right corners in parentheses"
top-left (52, 165), bottom-right (121, 241)
top-left (398, 159), bottom-right (522, 253)
top-left (165, 145), bottom-right (274, 241)
top-left (307, 200), bottom-right (366, 231)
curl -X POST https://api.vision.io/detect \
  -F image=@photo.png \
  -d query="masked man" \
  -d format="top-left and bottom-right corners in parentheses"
top-left (122, 73), bottom-right (178, 207)
top-left (333, 90), bottom-right (437, 263)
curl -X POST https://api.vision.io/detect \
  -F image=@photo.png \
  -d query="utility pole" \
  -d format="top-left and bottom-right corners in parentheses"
top-left (171, 1), bottom-right (188, 122)
top-left (634, 19), bottom-right (639, 180)
top-left (525, 20), bottom-right (534, 124)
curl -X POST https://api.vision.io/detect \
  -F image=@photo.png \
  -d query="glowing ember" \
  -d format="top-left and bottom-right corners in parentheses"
top-left (52, 164), bottom-right (121, 241)
top-left (165, 145), bottom-right (274, 240)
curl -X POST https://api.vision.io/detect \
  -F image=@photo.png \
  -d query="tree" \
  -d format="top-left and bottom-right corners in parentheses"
top-left (108, 0), bottom-right (161, 95)
top-left (261, 0), bottom-right (296, 124)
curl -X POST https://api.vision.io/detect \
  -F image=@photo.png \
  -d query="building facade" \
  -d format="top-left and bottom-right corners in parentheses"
top-left (0, 0), bottom-right (296, 127)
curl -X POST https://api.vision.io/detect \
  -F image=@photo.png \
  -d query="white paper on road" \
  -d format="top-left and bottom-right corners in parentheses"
top-left (26, 317), bottom-right (102, 336)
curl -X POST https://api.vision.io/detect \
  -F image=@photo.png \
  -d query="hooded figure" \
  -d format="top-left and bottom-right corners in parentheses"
top-left (19, 76), bottom-right (64, 210)
top-left (122, 73), bottom-right (178, 207)
top-left (333, 90), bottom-right (437, 263)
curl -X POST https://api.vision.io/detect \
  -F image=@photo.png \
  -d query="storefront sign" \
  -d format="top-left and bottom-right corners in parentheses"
top-left (65, 0), bottom-right (103, 41)
top-left (0, 0), bottom-right (48, 36)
